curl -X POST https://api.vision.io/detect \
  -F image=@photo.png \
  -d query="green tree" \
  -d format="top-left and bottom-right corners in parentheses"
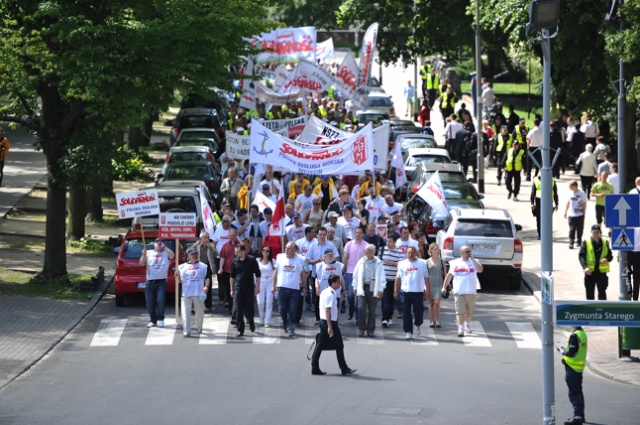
top-left (267, 0), bottom-right (341, 29)
top-left (0, 0), bottom-right (274, 279)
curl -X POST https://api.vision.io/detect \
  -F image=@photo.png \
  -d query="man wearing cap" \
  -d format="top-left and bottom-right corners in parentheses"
top-left (190, 231), bottom-right (217, 312)
top-left (212, 215), bottom-right (233, 305)
top-left (230, 244), bottom-right (261, 337)
top-left (493, 126), bottom-right (512, 186)
top-left (220, 167), bottom-right (243, 209)
top-left (503, 140), bottom-right (525, 202)
top-left (578, 225), bottom-right (613, 300)
top-left (560, 325), bottom-right (588, 425)
top-left (315, 249), bottom-right (345, 325)
top-left (326, 188), bottom-right (356, 219)
top-left (295, 184), bottom-right (317, 221)
top-left (219, 228), bottom-right (241, 315)
top-left (390, 210), bottom-right (407, 231)
top-left (353, 244), bottom-right (385, 337)
top-left (231, 208), bottom-right (253, 244)
top-left (274, 241), bottom-right (308, 337)
top-left (259, 207), bottom-right (273, 239)
top-left (261, 183), bottom-right (277, 202)
top-left (176, 246), bottom-right (209, 337)
top-left (220, 201), bottom-right (236, 221)
top-left (140, 238), bottom-right (175, 328)
top-left (337, 204), bottom-right (360, 241)
top-left (324, 211), bottom-right (346, 243)
top-left (286, 213), bottom-right (307, 244)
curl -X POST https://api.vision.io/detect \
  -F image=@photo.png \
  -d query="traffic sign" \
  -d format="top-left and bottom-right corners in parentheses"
top-left (611, 228), bottom-right (634, 250)
top-left (555, 300), bottom-right (640, 327)
top-left (605, 194), bottom-right (640, 227)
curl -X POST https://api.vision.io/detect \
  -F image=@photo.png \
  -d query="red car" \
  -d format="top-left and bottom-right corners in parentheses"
top-left (113, 230), bottom-right (187, 307)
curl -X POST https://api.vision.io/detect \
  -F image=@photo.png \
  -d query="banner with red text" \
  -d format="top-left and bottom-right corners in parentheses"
top-left (256, 27), bottom-right (316, 64)
top-left (357, 23), bottom-right (378, 87)
top-left (250, 120), bottom-right (374, 175)
top-left (417, 171), bottom-right (448, 217)
top-left (116, 190), bottom-right (160, 219)
top-left (255, 81), bottom-right (302, 105)
top-left (336, 50), bottom-right (358, 95)
top-left (315, 38), bottom-right (335, 62)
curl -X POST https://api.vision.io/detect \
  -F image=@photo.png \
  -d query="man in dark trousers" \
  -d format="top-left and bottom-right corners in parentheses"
top-left (530, 175), bottom-right (559, 240)
top-left (230, 244), bottom-right (261, 337)
top-left (311, 274), bottom-right (357, 376)
top-left (503, 140), bottom-right (525, 201)
top-left (578, 225), bottom-right (613, 300)
top-left (454, 121), bottom-right (474, 182)
top-left (560, 326), bottom-right (588, 425)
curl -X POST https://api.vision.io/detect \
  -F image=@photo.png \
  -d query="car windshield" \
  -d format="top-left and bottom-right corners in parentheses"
top-left (357, 113), bottom-right (387, 123)
top-left (171, 152), bottom-right (209, 162)
top-left (368, 97), bottom-right (392, 107)
top-left (421, 171), bottom-right (466, 184)
top-left (413, 155), bottom-right (450, 165)
top-left (159, 196), bottom-right (197, 213)
top-left (180, 131), bottom-right (218, 139)
top-left (402, 138), bottom-right (437, 150)
top-left (454, 219), bottom-right (514, 237)
top-left (175, 139), bottom-right (217, 151)
top-left (165, 165), bottom-right (210, 181)
top-left (442, 185), bottom-right (479, 200)
top-left (179, 115), bottom-right (219, 129)
top-left (122, 239), bottom-right (177, 260)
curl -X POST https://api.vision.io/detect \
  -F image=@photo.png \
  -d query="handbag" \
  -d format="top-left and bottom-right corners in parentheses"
top-left (307, 332), bottom-right (337, 360)
top-left (442, 283), bottom-right (452, 299)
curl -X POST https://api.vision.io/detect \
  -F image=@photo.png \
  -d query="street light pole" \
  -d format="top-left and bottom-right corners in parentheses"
top-left (475, 0), bottom-right (484, 193)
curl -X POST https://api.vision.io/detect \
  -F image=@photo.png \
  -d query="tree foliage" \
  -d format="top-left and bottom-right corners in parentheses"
top-left (266, 0), bottom-right (342, 30)
top-left (606, 0), bottom-right (640, 106)
top-left (0, 0), bottom-right (275, 278)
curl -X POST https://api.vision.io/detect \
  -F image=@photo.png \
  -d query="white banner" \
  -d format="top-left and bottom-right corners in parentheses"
top-left (261, 116), bottom-right (307, 138)
top-left (226, 127), bottom-right (289, 160)
top-left (357, 23), bottom-right (378, 87)
top-left (159, 212), bottom-right (197, 240)
top-left (116, 190), bottom-right (160, 219)
top-left (316, 38), bottom-right (335, 61)
top-left (256, 81), bottom-right (302, 105)
top-left (272, 65), bottom-right (290, 91)
top-left (253, 190), bottom-right (276, 213)
top-left (297, 116), bottom-right (389, 170)
top-left (239, 83), bottom-right (256, 111)
top-left (199, 186), bottom-right (216, 239)
top-left (279, 59), bottom-right (333, 95)
top-left (391, 139), bottom-right (407, 189)
top-left (250, 120), bottom-right (375, 175)
top-left (256, 27), bottom-right (317, 64)
top-left (417, 171), bottom-right (448, 217)
top-left (336, 50), bottom-right (358, 94)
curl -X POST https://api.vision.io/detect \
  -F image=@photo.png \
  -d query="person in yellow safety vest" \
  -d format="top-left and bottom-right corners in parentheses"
top-left (438, 80), bottom-right (449, 99)
top-left (502, 140), bottom-right (525, 201)
top-left (327, 86), bottom-right (335, 100)
top-left (419, 62), bottom-right (431, 99)
top-left (357, 176), bottom-right (381, 200)
top-left (493, 126), bottom-right (512, 186)
top-left (288, 173), bottom-right (311, 201)
top-left (529, 175), bottom-right (559, 240)
top-left (578, 224), bottom-right (612, 300)
top-left (560, 326), bottom-right (588, 425)
top-left (439, 86), bottom-right (457, 122)
top-left (425, 69), bottom-right (440, 109)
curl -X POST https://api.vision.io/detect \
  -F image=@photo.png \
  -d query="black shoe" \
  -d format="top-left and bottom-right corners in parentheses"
top-left (537, 235), bottom-right (540, 240)
top-left (340, 300), bottom-right (346, 314)
top-left (507, 193), bottom-right (511, 199)
top-left (513, 196), bottom-right (518, 202)
top-left (348, 313), bottom-right (354, 320)
top-left (231, 319), bottom-right (237, 325)
top-left (250, 323), bottom-right (256, 333)
top-left (563, 417), bottom-right (584, 425)
top-left (311, 369), bottom-right (327, 376)
top-left (569, 243), bottom-right (574, 249)
top-left (497, 180), bottom-right (501, 186)
top-left (236, 331), bottom-right (244, 337)
top-left (341, 368), bottom-right (357, 376)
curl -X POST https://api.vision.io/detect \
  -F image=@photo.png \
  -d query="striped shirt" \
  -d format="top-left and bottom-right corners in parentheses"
top-left (380, 246), bottom-right (404, 281)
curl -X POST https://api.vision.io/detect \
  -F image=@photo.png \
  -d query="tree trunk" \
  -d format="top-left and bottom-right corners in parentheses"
top-left (141, 115), bottom-right (153, 147)
top-left (128, 126), bottom-right (143, 150)
top-left (42, 166), bottom-right (68, 278)
top-left (626, 100), bottom-right (638, 192)
top-left (67, 185), bottom-right (86, 240)
top-left (86, 184), bottom-right (103, 222)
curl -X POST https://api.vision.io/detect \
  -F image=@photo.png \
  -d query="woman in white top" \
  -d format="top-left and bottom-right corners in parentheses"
top-left (256, 246), bottom-right (276, 327)
top-left (426, 243), bottom-right (446, 328)
top-left (575, 143), bottom-right (598, 198)
top-left (305, 198), bottom-right (324, 227)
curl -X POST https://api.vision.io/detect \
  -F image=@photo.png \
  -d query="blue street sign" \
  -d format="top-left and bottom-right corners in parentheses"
top-left (605, 194), bottom-right (640, 228)
top-left (611, 228), bottom-right (634, 250)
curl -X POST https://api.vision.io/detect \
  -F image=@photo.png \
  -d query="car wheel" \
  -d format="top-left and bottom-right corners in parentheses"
top-left (115, 293), bottom-right (125, 307)
top-left (508, 271), bottom-right (522, 290)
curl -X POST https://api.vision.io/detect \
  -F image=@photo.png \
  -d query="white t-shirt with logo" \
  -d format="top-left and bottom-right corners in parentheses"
top-left (448, 258), bottom-right (480, 295)
top-left (146, 250), bottom-right (171, 281)
top-left (295, 237), bottom-right (316, 260)
top-left (295, 193), bottom-right (317, 220)
top-left (286, 224), bottom-right (307, 243)
top-left (397, 238), bottom-right (419, 257)
top-left (212, 226), bottom-right (231, 257)
top-left (337, 216), bottom-right (360, 240)
top-left (396, 258), bottom-right (427, 292)
top-left (178, 261), bottom-right (208, 297)
top-left (316, 261), bottom-right (344, 292)
top-left (567, 189), bottom-right (587, 217)
top-left (275, 253), bottom-right (306, 290)
top-left (363, 196), bottom-right (386, 222)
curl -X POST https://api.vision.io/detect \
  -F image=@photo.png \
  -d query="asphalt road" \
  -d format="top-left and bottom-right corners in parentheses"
top-left (0, 285), bottom-right (638, 425)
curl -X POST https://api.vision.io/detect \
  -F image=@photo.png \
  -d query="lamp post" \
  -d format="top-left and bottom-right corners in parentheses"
top-left (526, 2), bottom-right (561, 425)
top-left (475, 0), bottom-right (484, 193)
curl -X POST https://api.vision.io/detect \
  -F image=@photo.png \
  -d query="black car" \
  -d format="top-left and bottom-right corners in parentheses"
top-left (170, 108), bottom-right (224, 145)
top-left (158, 161), bottom-right (221, 208)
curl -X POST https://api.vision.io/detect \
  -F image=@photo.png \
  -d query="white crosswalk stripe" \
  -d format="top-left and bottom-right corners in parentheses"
top-left (145, 319), bottom-right (177, 346)
top-left (461, 321), bottom-right (492, 347)
top-left (198, 317), bottom-right (230, 345)
top-left (90, 319), bottom-right (127, 347)
top-left (252, 326), bottom-right (282, 344)
top-left (506, 322), bottom-right (541, 349)
top-left (411, 326), bottom-right (438, 346)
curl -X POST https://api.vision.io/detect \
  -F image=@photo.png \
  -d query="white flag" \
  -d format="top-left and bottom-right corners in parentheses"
top-left (416, 171), bottom-right (448, 217)
top-left (253, 189), bottom-right (276, 213)
top-left (391, 140), bottom-right (407, 190)
top-left (357, 23), bottom-right (378, 87)
top-left (198, 186), bottom-right (216, 239)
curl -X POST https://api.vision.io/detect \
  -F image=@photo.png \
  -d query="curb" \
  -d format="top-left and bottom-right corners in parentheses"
top-left (1, 176), bottom-right (48, 220)
top-left (0, 273), bottom-right (114, 392)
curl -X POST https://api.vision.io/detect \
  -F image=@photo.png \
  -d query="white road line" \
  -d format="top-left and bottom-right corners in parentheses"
top-left (90, 319), bottom-right (128, 347)
top-left (506, 322), bottom-right (541, 349)
top-left (411, 326), bottom-right (439, 346)
top-left (199, 317), bottom-right (229, 345)
top-left (462, 321), bottom-right (492, 347)
top-left (252, 326), bottom-right (281, 344)
top-left (145, 319), bottom-right (177, 346)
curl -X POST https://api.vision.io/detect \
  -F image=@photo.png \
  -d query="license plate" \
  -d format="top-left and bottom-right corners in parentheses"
top-left (137, 282), bottom-right (146, 289)
top-left (472, 243), bottom-right (497, 251)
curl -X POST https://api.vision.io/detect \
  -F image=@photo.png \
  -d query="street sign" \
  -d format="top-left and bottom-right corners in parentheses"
top-left (555, 300), bottom-right (640, 327)
top-left (541, 271), bottom-right (553, 305)
top-left (605, 194), bottom-right (640, 227)
top-left (611, 228), bottom-right (634, 250)
top-left (158, 212), bottom-right (197, 239)
top-left (116, 190), bottom-right (160, 219)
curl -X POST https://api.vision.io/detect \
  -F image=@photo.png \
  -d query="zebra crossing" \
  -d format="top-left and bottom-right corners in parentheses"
top-left (89, 317), bottom-right (541, 349)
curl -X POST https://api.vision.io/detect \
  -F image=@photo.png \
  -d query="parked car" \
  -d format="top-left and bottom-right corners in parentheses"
top-left (170, 108), bottom-right (223, 145)
top-left (403, 147), bottom-right (453, 180)
top-left (165, 145), bottom-right (215, 164)
top-left (356, 110), bottom-right (389, 126)
top-left (396, 134), bottom-right (438, 155)
top-left (364, 93), bottom-right (394, 116)
top-left (436, 208), bottom-right (523, 290)
top-left (409, 163), bottom-right (467, 193)
top-left (158, 160), bottom-right (220, 195)
top-left (113, 229), bottom-right (187, 306)
top-left (173, 136), bottom-right (219, 156)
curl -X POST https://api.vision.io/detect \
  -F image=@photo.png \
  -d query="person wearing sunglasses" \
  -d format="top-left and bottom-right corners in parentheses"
top-left (442, 245), bottom-right (483, 337)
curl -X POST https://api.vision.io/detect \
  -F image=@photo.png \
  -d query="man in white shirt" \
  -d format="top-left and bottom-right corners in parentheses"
top-left (481, 83), bottom-right (496, 116)
top-left (607, 163), bottom-right (619, 194)
top-left (443, 245), bottom-right (484, 337)
top-left (526, 119), bottom-right (543, 181)
top-left (580, 113), bottom-right (599, 145)
top-left (443, 116), bottom-right (463, 145)
top-left (324, 211), bottom-right (347, 243)
top-left (563, 180), bottom-right (588, 249)
top-left (380, 194), bottom-right (403, 217)
top-left (211, 215), bottom-right (233, 304)
top-left (337, 204), bottom-right (360, 241)
top-left (394, 246), bottom-right (429, 340)
top-left (231, 208), bottom-right (253, 244)
top-left (140, 238), bottom-right (175, 328)
top-left (397, 226), bottom-right (419, 257)
top-left (274, 242), bottom-right (308, 337)
top-left (176, 246), bottom-right (209, 337)
top-left (295, 184), bottom-right (317, 220)
top-left (363, 187), bottom-right (386, 223)
top-left (286, 213), bottom-right (307, 244)
top-left (315, 249), bottom-right (344, 324)
top-left (310, 274), bottom-right (357, 376)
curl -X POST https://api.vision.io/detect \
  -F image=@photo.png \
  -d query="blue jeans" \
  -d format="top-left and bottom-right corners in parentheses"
top-left (145, 279), bottom-right (166, 324)
top-left (278, 287), bottom-right (299, 333)
top-left (344, 273), bottom-right (357, 320)
top-left (402, 291), bottom-right (424, 333)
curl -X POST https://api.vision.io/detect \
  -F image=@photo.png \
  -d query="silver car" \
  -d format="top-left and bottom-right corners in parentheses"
top-left (436, 208), bottom-right (523, 290)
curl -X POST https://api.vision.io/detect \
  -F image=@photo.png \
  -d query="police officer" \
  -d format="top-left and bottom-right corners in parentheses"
top-left (503, 140), bottom-right (525, 201)
top-left (426, 68), bottom-right (439, 108)
top-left (529, 175), bottom-right (559, 240)
top-left (311, 274), bottom-right (357, 376)
top-left (578, 225), bottom-right (612, 300)
top-left (419, 62), bottom-right (431, 99)
top-left (439, 86), bottom-right (457, 121)
top-left (560, 326), bottom-right (588, 425)
top-left (493, 126), bottom-right (512, 186)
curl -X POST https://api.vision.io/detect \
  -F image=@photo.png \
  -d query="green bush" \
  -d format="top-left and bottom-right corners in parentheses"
top-left (111, 146), bottom-right (152, 182)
